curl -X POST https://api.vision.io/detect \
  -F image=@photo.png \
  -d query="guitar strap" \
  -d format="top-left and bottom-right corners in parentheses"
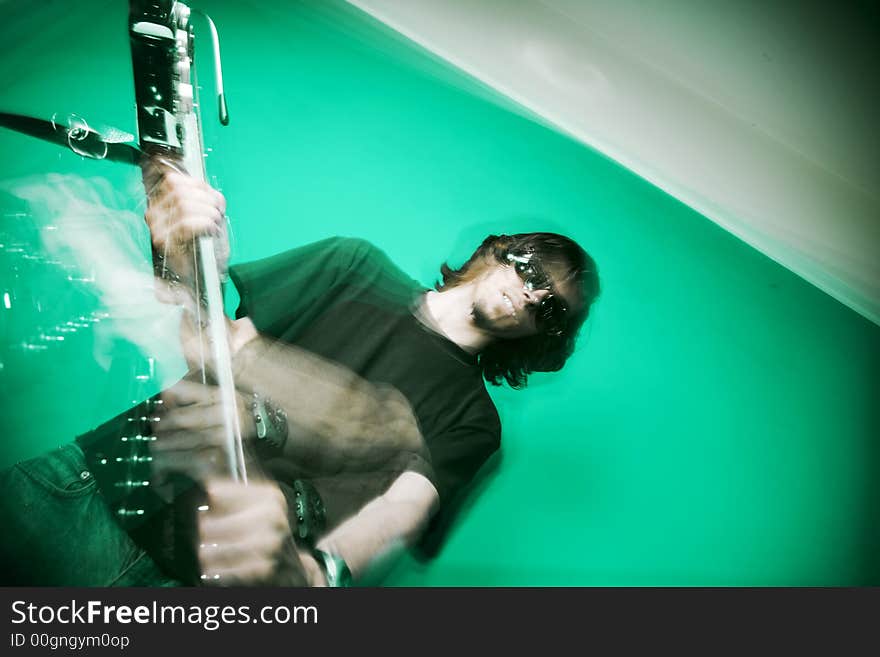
top-left (0, 111), bottom-right (142, 165)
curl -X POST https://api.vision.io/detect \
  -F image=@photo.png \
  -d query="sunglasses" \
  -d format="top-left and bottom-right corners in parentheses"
top-left (506, 252), bottom-right (568, 336)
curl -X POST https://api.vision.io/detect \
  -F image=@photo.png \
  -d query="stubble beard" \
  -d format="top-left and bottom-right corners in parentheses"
top-left (470, 302), bottom-right (491, 331)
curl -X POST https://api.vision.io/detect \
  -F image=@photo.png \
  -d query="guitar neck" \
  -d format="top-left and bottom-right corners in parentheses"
top-left (129, 0), bottom-right (246, 482)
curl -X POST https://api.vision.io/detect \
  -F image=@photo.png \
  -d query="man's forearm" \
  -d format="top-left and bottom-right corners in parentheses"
top-left (310, 471), bottom-right (439, 584)
top-left (231, 328), bottom-right (428, 475)
top-left (226, 323), bottom-right (439, 585)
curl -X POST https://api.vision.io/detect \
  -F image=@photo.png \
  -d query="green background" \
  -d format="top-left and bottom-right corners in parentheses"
top-left (0, 0), bottom-right (877, 585)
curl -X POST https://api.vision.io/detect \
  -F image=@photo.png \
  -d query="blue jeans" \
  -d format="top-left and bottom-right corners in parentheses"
top-left (0, 443), bottom-right (181, 586)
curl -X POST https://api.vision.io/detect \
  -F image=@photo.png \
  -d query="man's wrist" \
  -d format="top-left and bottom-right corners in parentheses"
top-left (297, 550), bottom-right (328, 587)
top-left (312, 548), bottom-right (353, 588)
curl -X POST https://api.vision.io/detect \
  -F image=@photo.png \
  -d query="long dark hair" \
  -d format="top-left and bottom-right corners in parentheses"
top-left (436, 232), bottom-right (600, 388)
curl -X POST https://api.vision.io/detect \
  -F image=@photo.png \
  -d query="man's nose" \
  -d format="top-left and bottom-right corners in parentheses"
top-left (523, 287), bottom-right (550, 306)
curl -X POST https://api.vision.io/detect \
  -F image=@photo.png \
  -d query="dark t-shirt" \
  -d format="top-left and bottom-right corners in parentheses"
top-left (229, 237), bottom-right (501, 548)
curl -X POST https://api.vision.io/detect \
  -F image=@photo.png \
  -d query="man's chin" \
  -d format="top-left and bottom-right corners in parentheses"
top-left (473, 306), bottom-right (518, 337)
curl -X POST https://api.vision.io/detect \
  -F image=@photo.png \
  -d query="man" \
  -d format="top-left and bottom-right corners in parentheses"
top-left (0, 170), bottom-right (600, 586)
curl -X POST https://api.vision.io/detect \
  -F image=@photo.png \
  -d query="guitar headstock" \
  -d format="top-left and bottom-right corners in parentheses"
top-left (128, 1), bottom-right (195, 155)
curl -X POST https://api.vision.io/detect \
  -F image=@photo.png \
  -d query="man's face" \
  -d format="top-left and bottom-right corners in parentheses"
top-left (470, 257), bottom-right (580, 339)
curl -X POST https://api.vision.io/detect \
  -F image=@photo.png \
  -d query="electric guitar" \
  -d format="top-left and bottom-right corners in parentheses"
top-left (82, 0), bottom-right (243, 583)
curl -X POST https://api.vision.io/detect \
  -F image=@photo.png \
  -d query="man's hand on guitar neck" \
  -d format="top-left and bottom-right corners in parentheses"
top-left (142, 158), bottom-right (230, 286)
